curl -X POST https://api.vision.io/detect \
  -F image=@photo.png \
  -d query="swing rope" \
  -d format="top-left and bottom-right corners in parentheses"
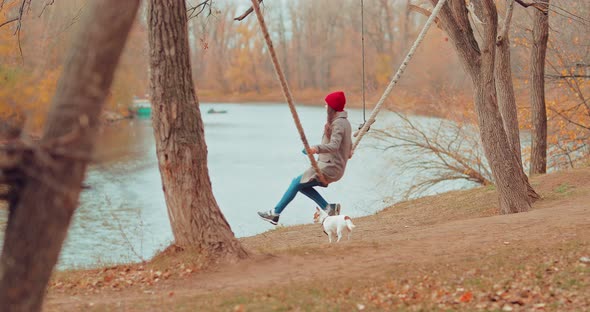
top-left (361, 0), bottom-right (366, 125)
top-left (249, 0), bottom-right (446, 178)
top-left (249, 0), bottom-right (328, 186)
top-left (352, 0), bottom-right (448, 152)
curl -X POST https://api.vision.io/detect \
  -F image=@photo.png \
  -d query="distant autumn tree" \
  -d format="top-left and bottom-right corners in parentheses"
top-left (0, 1), bottom-right (139, 310)
top-left (0, 0), bottom-right (148, 133)
top-left (508, 0), bottom-right (589, 169)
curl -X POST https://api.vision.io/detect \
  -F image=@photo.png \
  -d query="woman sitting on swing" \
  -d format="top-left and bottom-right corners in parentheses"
top-left (258, 91), bottom-right (353, 225)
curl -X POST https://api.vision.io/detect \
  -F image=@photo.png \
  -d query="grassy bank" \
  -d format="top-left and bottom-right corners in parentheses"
top-left (45, 165), bottom-right (590, 311)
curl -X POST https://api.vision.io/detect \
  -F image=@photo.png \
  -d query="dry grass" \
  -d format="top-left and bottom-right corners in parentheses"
top-left (46, 166), bottom-right (590, 312)
top-left (138, 241), bottom-right (590, 312)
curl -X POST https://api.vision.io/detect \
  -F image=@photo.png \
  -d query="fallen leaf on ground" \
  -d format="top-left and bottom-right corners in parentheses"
top-left (459, 291), bottom-right (473, 303)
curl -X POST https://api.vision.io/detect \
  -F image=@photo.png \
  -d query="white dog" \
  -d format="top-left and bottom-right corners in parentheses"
top-left (313, 207), bottom-right (356, 243)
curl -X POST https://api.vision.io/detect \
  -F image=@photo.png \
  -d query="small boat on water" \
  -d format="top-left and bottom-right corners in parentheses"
top-left (129, 99), bottom-right (228, 117)
top-left (129, 99), bottom-right (151, 118)
top-left (207, 108), bottom-right (228, 114)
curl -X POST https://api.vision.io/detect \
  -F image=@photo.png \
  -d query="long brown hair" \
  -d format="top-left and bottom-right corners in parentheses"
top-left (324, 106), bottom-right (337, 139)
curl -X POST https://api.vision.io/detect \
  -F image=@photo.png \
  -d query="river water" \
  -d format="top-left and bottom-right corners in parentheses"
top-left (0, 103), bottom-right (476, 269)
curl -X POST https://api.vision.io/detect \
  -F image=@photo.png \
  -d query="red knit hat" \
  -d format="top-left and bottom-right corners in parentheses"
top-left (325, 91), bottom-right (346, 112)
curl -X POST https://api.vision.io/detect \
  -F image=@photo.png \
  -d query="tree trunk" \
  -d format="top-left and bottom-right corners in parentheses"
top-left (431, 0), bottom-right (532, 214)
top-left (495, 1), bottom-right (522, 167)
top-left (477, 0), bottom-right (532, 213)
top-left (530, 0), bottom-right (550, 175)
top-left (148, 0), bottom-right (247, 260)
top-left (495, 1), bottom-right (540, 201)
top-left (0, 1), bottom-right (139, 310)
top-left (473, 73), bottom-right (532, 214)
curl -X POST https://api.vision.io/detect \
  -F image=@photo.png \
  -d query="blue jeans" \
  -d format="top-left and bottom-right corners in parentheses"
top-left (274, 174), bottom-right (328, 214)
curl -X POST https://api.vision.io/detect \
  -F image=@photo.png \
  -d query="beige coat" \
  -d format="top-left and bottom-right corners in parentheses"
top-left (301, 111), bottom-right (352, 185)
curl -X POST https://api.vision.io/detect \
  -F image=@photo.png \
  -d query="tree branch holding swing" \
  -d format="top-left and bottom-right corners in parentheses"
top-left (235, 0), bottom-right (263, 21)
top-left (407, 4), bottom-right (441, 28)
top-left (514, 0), bottom-right (549, 15)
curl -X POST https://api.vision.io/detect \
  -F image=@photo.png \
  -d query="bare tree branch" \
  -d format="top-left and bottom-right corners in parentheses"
top-left (49, 3), bottom-right (86, 39)
top-left (548, 107), bottom-right (590, 131)
top-left (514, 0), bottom-right (548, 14)
top-left (0, 17), bottom-right (17, 28)
top-left (408, 4), bottom-right (440, 27)
top-left (513, 0), bottom-right (587, 27)
top-left (187, 0), bottom-right (214, 20)
top-left (39, 0), bottom-right (54, 17)
top-left (546, 74), bottom-right (590, 80)
top-left (546, 45), bottom-right (590, 115)
top-left (497, 0), bottom-right (514, 43)
top-left (14, 0), bottom-right (30, 64)
top-left (547, 2), bottom-right (590, 26)
top-left (234, 0), bottom-right (262, 21)
top-left (371, 113), bottom-right (492, 198)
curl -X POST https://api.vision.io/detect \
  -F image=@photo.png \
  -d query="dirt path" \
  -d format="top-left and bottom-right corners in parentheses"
top-left (45, 168), bottom-right (590, 311)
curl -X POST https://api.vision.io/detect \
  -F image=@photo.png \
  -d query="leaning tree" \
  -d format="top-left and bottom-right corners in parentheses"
top-left (0, 0), bottom-right (140, 310)
top-left (148, 0), bottom-right (247, 260)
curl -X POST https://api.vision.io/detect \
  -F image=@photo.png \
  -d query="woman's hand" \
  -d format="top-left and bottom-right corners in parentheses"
top-left (302, 147), bottom-right (319, 155)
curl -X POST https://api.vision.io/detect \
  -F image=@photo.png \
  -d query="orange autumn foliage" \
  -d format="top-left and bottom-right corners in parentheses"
top-left (0, 0), bottom-right (587, 170)
top-left (511, 0), bottom-right (590, 169)
top-left (0, 0), bottom-right (148, 135)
